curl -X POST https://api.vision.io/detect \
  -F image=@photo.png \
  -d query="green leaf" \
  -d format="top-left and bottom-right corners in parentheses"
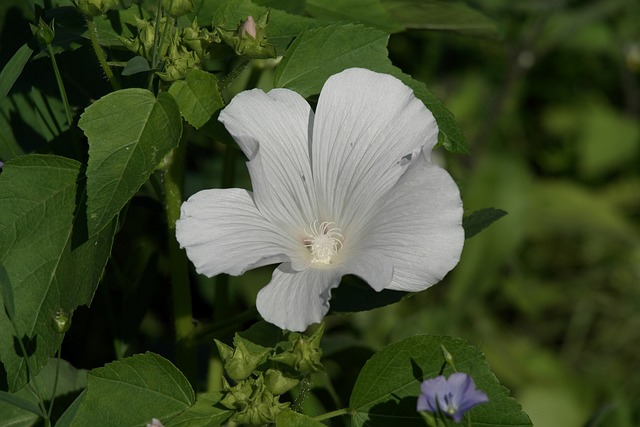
top-left (305, 0), bottom-right (403, 33)
top-left (273, 24), bottom-right (468, 153)
top-left (165, 393), bottom-right (233, 427)
top-left (213, 0), bottom-right (317, 55)
top-left (273, 24), bottom-right (390, 97)
top-left (276, 409), bottom-right (326, 426)
top-left (68, 353), bottom-right (195, 426)
top-left (121, 56), bottom-right (152, 76)
top-left (234, 320), bottom-right (284, 353)
top-left (463, 208), bottom-right (508, 239)
top-left (0, 390), bottom-right (44, 417)
top-left (0, 264), bottom-right (15, 321)
top-left (55, 390), bottom-right (86, 427)
top-left (0, 358), bottom-right (87, 425)
top-left (382, 0), bottom-right (500, 37)
top-left (0, 155), bottom-right (116, 391)
top-left (169, 70), bottom-right (225, 129)
top-left (349, 335), bottom-right (532, 426)
top-left (252, 0), bottom-right (305, 14)
top-left (0, 43), bottom-right (33, 100)
top-left (79, 89), bottom-right (182, 235)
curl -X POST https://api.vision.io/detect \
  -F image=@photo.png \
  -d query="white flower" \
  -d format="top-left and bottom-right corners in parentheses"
top-left (176, 68), bottom-right (464, 332)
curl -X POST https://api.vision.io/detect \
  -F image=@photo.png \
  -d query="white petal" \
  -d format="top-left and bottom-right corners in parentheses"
top-left (362, 153), bottom-right (464, 292)
top-left (312, 68), bottom-right (438, 230)
top-left (219, 88), bottom-right (317, 230)
top-left (338, 249), bottom-right (393, 292)
top-left (176, 189), bottom-right (298, 277)
top-left (256, 265), bottom-right (341, 332)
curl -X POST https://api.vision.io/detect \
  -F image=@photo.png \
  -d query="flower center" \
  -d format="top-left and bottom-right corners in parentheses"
top-left (441, 392), bottom-right (457, 415)
top-left (304, 221), bottom-right (343, 265)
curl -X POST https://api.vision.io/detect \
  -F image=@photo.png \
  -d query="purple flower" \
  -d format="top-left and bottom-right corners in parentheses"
top-left (417, 373), bottom-right (489, 423)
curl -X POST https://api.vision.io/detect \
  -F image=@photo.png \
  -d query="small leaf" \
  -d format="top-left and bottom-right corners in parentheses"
top-left (463, 208), bottom-right (508, 239)
top-left (121, 55), bottom-right (151, 76)
top-left (169, 70), bottom-right (225, 129)
top-left (69, 353), bottom-right (195, 426)
top-left (276, 409), bottom-right (326, 426)
top-left (79, 88), bottom-right (182, 235)
top-left (0, 43), bottom-right (33, 100)
top-left (274, 24), bottom-right (469, 153)
top-left (349, 335), bottom-right (532, 426)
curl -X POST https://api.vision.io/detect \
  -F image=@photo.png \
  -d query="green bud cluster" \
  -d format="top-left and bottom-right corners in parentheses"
top-left (220, 376), bottom-right (289, 425)
top-left (73, 0), bottom-right (119, 17)
top-left (162, 0), bottom-right (194, 17)
top-left (271, 323), bottom-right (325, 375)
top-left (215, 323), bottom-right (326, 425)
top-left (121, 17), bottom-right (218, 82)
top-left (216, 11), bottom-right (277, 59)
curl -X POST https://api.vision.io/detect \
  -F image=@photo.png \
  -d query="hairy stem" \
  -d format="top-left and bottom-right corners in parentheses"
top-left (86, 17), bottom-right (121, 90)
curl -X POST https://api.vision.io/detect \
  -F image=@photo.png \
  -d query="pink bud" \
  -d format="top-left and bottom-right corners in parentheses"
top-left (240, 16), bottom-right (257, 38)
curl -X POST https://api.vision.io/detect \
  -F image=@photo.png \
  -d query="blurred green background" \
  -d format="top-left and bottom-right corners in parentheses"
top-left (1, 0), bottom-right (639, 426)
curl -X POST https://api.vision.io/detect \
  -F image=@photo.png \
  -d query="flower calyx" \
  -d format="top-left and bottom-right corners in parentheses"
top-left (73, 0), bottom-right (119, 17)
top-left (30, 18), bottom-right (55, 45)
top-left (216, 11), bottom-right (276, 59)
top-left (215, 338), bottom-right (270, 381)
top-left (220, 375), bottom-right (289, 426)
top-left (270, 323), bottom-right (324, 375)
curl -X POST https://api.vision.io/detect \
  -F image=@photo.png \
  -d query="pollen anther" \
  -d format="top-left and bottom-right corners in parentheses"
top-left (304, 221), bottom-right (343, 265)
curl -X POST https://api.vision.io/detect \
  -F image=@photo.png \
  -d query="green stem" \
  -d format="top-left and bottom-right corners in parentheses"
top-left (164, 134), bottom-right (197, 386)
top-left (86, 17), bottom-right (121, 91)
top-left (46, 345), bottom-right (63, 418)
top-left (312, 408), bottom-right (350, 422)
top-left (46, 43), bottom-right (73, 129)
top-left (10, 323), bottom-right (48, 419)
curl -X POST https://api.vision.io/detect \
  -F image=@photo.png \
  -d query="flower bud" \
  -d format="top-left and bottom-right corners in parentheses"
top-left (264, 368), bottom-right (299, 395)
top-left (180, 19), bottom-right (219, 58)
top-left (162, 0), bottom-right (194, 17)
top-left (215, 339), bottom-right (271, 381)
top-left (240, 15), bottom-right (257, 39)
top-left (73, 0), bottom-right (119, 17)
top-left (216, 12), bottom-right (276, 59)
top-left (30, 18), bottom-right (55, 45)
top-left (440, 344), bottom-right (457, 371)
top-left (270, 323), bottom-right (324, 375)
top-left (220, 376), bottom-right (289, 426)
top-left (146, 418), bottom-right (165, 427)
top-left (52, 309), bottom-right (71, 333)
